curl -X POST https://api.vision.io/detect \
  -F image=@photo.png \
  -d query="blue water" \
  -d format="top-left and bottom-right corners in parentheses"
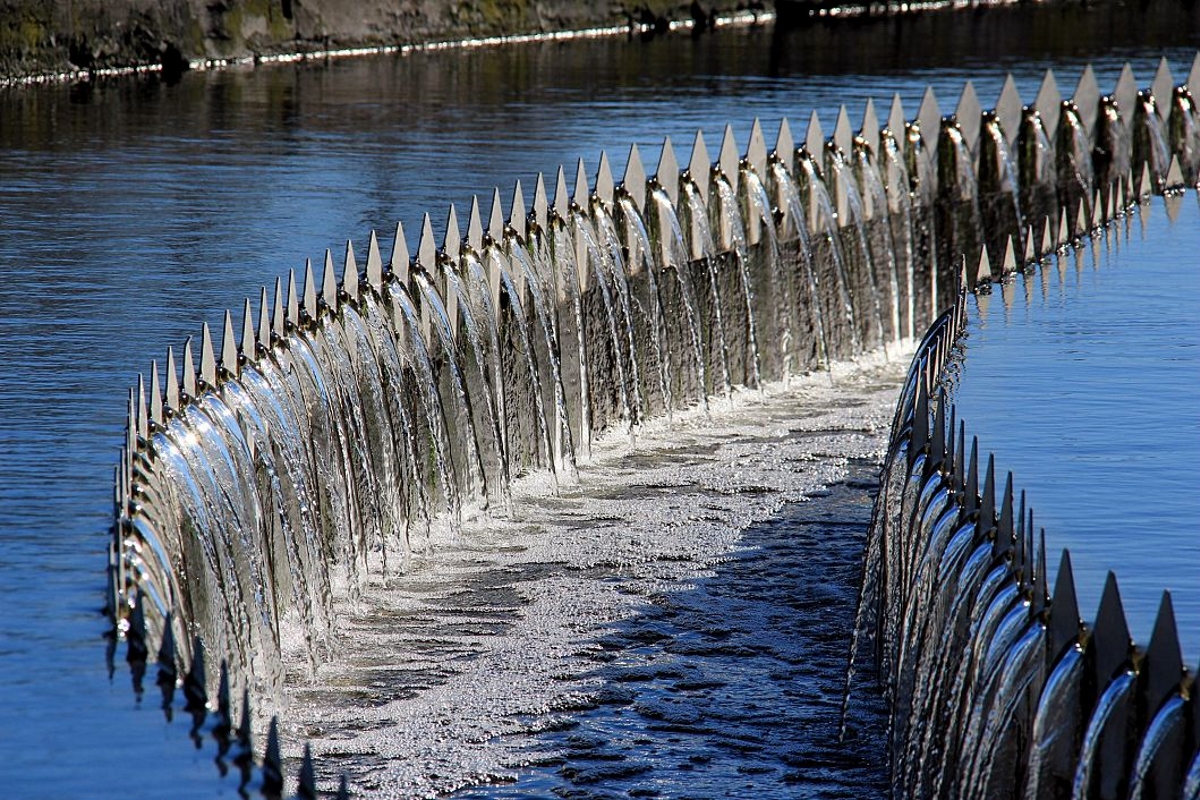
top-left (0, 15), bottom-right (1196, 796)
top-left (954, 195), bottom-right (1200, 662)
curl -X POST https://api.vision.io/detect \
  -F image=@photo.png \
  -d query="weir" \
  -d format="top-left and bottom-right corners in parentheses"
top-left (107, 51), bottom-right (1200, 796)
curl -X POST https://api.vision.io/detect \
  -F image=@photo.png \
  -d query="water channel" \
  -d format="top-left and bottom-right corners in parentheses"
top-left (0, 7), bottom-right (1196, 796)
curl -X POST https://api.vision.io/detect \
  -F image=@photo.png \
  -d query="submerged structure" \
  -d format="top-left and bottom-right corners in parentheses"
top-left (107, 51), bottom-right (1200, 796)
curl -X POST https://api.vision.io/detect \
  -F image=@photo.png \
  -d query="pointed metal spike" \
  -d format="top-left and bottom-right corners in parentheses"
top-left (1002, 236), bottom-right (1017, 274)
top-left (688, 130), bottom-right (711, 205)
top-left (657, 137), bottom-right (680, 207)
top-left (135, 373), bottom-right (148, 441)
top-left (366, 230), bottom-right (383, 292)
top-left (946, 405), bottom-right (958, 483)
top-left (980, 453), bottom-right (997, 534)
top-left (1190, 52), bottom-right (1200, 101)
top-left (996, 74), bottom-right (1023, 145)
top-left (1058, 206), bottom-right (1070, 246)
top-left (1114, 63), bottom-right (1138, 126)
top-left (1016, 491), bottom-right (1029, 582)
top-left (1073, 64), bottom-right (1100, 135)
top-left (181, 337), bottom-right (197, 400)
top-left (976, 246), bottom-right (992, 287)
top-left (263, 717), bottom-right (283, 793)
top-left (965, 436), bottom-right (979, 519)
top-left (956, 81), bottom-right (982, 152)
top-left (887, 93), bottom-right (906, 137)
top-left (776, 117), bottom-right (795, 173)
top-left (322, 249), bottom-right (338, 310)
top-left (1092, 189), bottom-right (1104, 227)
top-left (1035, 69), bottom-right (1062, 139)
top-left (833, 105), bottom-right (854, 157)
top-left (1050, 549), bottom-right (1081, 657)
top-left (1076, 199), bottom-right (1088, 236)
top-left (221, 310), bottom-right (238, 380)
top-left (593, 152), bottom-right (615, 210)
top-left (417, 213), bottom-right (436, 268)
top-left (1093, 572), bottom-right (1133, 685)
top-left (467, 195), bottom-right (484, 251)
top-left (953, 418), bottom-right (965, 495)
top-left (533, 172), bottom-right (550, 231)
top-left (391, 220), bottom-right (411, 284)
top-left (1144, 591), bottom-right (1184, 712)
top-left (621, 146), bottom-right (646, 213)
top-left (572, 158), bottom-right (590, 210)
top-left (1152, 57), bottom-right (1175, 119)
top-left (747, 119), bottom-right (768, 178)
top-left (860, 99), bottom-right (880, 156)
top-left (995, 472), bottom-right (1015, 557)
top-left (341, 240), bottom-right (358, 302)
top-left (286, 269), bottom-right (299, 329)
top-left (719, 124), bottom-right (740, 195)
top-left (443, 204), bottom-right (461, 261)
top-left (298, 743), bottom-right (317, 800)
top-left (165, 347), bottom-right (180, 413)
top-left (149, 360), bottom-right (163, 427)
top-left (1023, 226), bottom-right (1036, 264)
top-left (805, 110), bottom-right (825, 159)
top-left (553, 165), bottom-right (570, 219)
top-left (303, 258), bottom-right (318, 321)
top-left (488, 188), bottom-right (505, 241)
top-left (917, 86), bottom-right (942, 151)
top-left (1166, 154), bottom-right (1184, 190)
top-left (511, 180), bottom-right (528, 240)
top-left (909, 376), bottom-right (930, 470)
top-left (1033, 530), bottom-right (1049, 615)
top-left (199, 323), bottom-right (218, 389)
top-left (240, 298), bottom-right (255, 363)
top-left (927, 390), bottom-right (947, 476)
top-left (1041, 216), bottom-right (1054, 256)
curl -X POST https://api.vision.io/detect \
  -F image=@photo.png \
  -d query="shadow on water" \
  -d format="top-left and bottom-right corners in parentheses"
top-left (454, 462), bottom-right (888, 799)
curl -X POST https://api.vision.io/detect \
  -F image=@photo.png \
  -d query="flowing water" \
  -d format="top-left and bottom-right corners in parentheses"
top-left (0, 10), bottom-right (1197, 797)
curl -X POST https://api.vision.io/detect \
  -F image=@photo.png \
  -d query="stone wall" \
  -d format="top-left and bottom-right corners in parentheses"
top-left (0, 0), bottom-right (759, 78)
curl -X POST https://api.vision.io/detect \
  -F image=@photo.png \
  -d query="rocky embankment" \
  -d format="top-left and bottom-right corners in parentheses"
top-left (0, 0), bottom-right (762, 79)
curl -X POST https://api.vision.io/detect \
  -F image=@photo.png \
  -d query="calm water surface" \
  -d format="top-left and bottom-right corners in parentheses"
top-left (954, 195), bottom-right (1200, 662)
top-left (0, 12), bottom-right (1196, 795)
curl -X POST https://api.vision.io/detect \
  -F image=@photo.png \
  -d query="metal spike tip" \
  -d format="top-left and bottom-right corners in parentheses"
top-left (366, 229), bottom-right (383, 292)
top-left (688, 129), bottom-right (711, 205)
top-left (303, 258), bottom-right (319, 322)
top-left (572, 158), bottom-right (590, 210)
top-left (467, 195), bottom-right (484, 251)
top-left (622, 145), bottom-right (647, 213)
top-left (553, 164), bottom-right (570, 219)
top-left (443, 204), bottom-right (461, 261)
top-left (975, 246), bottom-right (992, 288)
top-left (200, 322), bottom-right (218, 389)
top-left (1143, 591), bottom-right (1184, 711)
top-left (1093, 571), bottom-right (1132, 684)
top-left (747, 117), bottom-right (768, 178)
top-left (487, 188), bottom-right (505, 241)
top-left (596, 152), bottom-right (615, 209)
top-left (341, 240), bottom-right (359, 302)
top-left (955, 80), bottom-right (982, 151)
top-left (719, 124), bottom-right (740, 194)
top-left (221, 310), bottom-right (238, 379)
top-left (886, 93), bottom-right (905, 138)
top-left (510, 180), bottom-right (527, 240)
top-left (994, 471), bottom-right (1014, 558)
top-left (776, 117), bottom-right (795, 172)
top-left (181, 337), bottom-right (197, 400)
top-left (240, 298), bottom-right (255, 364)
top-left (389, 220), bottom-right (410, 284)
top-left (859, 99), bottom-right (879, 155)
top-left (804, 109), bottom-right (825, 160)
top-left (1050, 549), bottom-right (1081, 656)
top-left (417, 213), bottom-right (436, 268)
top-left (165, 347), bottom-right (180, 413)
top-left (286, 269), bottom-right (300, 329)
top-left (657, 137), bottom-right (680, 206)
